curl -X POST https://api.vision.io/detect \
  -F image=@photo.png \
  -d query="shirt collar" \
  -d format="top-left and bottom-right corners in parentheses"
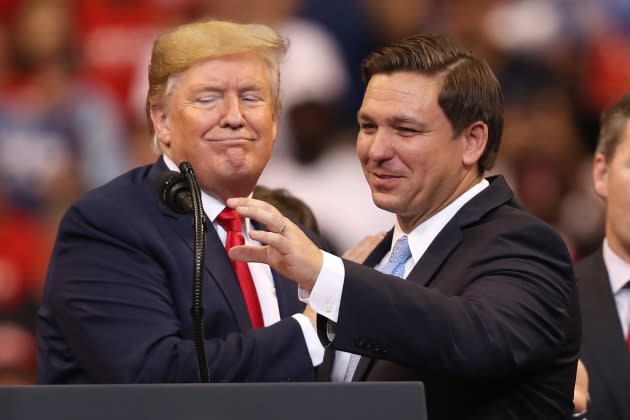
top-left (391, 178), bottom-right (490, 263)
top-left (602, 239), bottom-right (630, 294)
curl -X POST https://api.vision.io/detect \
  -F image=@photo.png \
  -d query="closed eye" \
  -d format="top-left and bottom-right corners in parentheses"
top-left (242, 95), bottom-right (263, 103)
top-left (396, 127), bottom-right (420, 136)
top-left (359, 122), bottom-right (377, 133)
top-left (195, 96), bottom-right (219, 105)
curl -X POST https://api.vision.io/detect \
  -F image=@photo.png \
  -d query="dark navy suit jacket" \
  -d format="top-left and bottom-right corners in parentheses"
top-left (575, 248), bottom-right (630, 420)
top-left (318, 176), bottom-right (580, 420)
top-left (37, 159), bottom-right (315, 383)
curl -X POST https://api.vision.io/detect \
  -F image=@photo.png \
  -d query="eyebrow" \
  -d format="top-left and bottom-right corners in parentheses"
top-left (357, 112), bottom-right (427, 129)
top-left (189, 82), bottom-right (265, 93)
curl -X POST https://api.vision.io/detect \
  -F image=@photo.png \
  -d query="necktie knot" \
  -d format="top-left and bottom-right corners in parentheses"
top-left (390, 235), bottom-right (411, 264)
top-left (380, 235), bottom-right (411, 278)
top-left (216, 208), bottom-right (242, 233)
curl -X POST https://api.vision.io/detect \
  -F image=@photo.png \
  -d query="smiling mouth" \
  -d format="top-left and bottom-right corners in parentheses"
top-left (372, 172), bottom-right (402, 180)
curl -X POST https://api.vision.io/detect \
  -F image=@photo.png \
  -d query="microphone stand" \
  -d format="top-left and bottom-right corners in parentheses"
top-left (179, 161), bottom-right (210, 383)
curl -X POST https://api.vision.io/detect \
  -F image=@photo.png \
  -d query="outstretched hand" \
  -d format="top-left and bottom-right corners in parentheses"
top-left (226, 197), bottom-right (323, 291)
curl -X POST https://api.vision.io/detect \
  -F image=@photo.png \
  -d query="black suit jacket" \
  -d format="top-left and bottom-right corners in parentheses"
top-left (37, 159), bottom-right (316, 383)
top-left (575, 248), bottom-right (630, 420)
top-left (318, 176), bottom-right (580, 420)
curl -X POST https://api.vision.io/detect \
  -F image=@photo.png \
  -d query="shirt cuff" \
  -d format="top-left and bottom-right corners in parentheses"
top-left (292, 314), bottom-right (325, 366)
top-left (299, 251), bottom-right (345, 323)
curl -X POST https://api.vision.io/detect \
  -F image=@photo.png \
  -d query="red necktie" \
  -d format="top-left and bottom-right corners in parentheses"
top-left (216, 208), bottom-right (264, 328)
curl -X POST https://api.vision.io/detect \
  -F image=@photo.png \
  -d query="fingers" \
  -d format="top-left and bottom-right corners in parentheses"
top-left (227, 197), bottom-right (287, 234)
top-left (247, 229), bottom-right (292, 255)
top-left (226, 197), bottom-right (323, 290)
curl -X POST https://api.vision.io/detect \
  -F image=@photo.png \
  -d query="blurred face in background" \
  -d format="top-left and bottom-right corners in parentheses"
top-left (593, 119), bottom-right (630, 261)
top-left (150, 53), bottom-right (278, 201)
top-left (12, 0), bottom-right (76, 74)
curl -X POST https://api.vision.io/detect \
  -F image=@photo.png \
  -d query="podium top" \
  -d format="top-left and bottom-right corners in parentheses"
top-left (0, 382), bottom-right (426, 420)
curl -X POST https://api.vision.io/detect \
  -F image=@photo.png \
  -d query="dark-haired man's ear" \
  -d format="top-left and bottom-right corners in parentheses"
top-left (461, 121), bottom-right (488, 168)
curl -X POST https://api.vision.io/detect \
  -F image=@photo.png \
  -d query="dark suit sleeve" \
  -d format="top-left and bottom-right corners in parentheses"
top-left (39, 195), bottom-right (314, 383)
top-left (328, 219), bottom-right (578, 382)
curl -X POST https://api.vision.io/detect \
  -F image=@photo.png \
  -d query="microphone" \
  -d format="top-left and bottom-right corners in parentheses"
top-left (156, 163), bottom-right (210, 383)
top-left (157, 171), bottom-right (192, 213)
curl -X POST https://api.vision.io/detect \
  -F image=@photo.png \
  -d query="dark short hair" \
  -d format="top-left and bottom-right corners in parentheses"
top-left (597, 93), bottom-right (630, 162)
top-left (361, 34), bottom-right (504, 174)
top-left (253, 186), bottom-right (319, 234)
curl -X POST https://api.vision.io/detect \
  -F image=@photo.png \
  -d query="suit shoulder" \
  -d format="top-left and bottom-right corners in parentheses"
top-left (74, 165), bottom-right (154, 212)
top-left (573, 250), bottom-right (603, 279)
top-left (480, 203), bottom-right (569, 252)
top-left (60, 164), bottom-right (157, 232)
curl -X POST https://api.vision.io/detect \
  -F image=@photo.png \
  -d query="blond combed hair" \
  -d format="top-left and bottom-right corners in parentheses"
top-left (146, 19), bottom-right (288, 148)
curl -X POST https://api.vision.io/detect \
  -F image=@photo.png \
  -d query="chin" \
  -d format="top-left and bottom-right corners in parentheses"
top-left (372, 194), bottom-right (400, 214)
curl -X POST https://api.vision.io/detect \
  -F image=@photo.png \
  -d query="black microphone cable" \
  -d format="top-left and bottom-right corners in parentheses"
top-left (158, 162), bottom-right (210, 382)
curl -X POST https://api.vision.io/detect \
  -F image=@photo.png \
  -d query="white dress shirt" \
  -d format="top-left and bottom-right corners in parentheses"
top-left (304, 178), bottom-right (489, 382)
top-left (163, 155), bottom-right (324, 366)
top-left (602, 239), bottom-right (630, 338)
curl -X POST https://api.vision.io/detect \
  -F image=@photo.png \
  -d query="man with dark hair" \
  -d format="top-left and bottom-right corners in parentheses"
top-left (228, 34), bottom-right (579, 419)
top-left (575, 93), bottom-right (630, 420)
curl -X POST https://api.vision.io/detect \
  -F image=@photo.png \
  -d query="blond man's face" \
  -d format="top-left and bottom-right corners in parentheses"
top-left (151, 53), bottom-right (278, 201)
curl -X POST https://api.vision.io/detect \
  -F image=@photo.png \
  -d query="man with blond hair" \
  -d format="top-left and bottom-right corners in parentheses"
top-left (37, 20), bottom-right (324, 383)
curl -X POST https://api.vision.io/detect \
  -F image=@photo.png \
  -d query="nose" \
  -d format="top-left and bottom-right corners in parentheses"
top-left (219, 93), bottom-right (245, 128)
top-left (366, 128), bottom-right (395, 162)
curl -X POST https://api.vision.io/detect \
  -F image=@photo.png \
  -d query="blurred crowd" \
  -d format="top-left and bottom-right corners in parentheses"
top-left (1, 0), bottom-right (629, 384)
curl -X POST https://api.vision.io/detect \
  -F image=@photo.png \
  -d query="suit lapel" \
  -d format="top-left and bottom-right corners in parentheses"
top-left (150, 160), bottom-right (252, 332)
top-left (409, 222), bottom-right (463, 287)
top-left (204, 226), bottom-right (253, 330)
top-left (581, 250), bottom-right (630, 412)
top-left (410, 176), bottom-right (514, 287)
top-left (272, 270), bottom-right (302, 317)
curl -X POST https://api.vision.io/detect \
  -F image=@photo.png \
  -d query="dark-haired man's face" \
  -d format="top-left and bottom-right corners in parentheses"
top-left (151, 53), bottom-right (277, 201)
top-left (356, 71), bottom-right (481, 232)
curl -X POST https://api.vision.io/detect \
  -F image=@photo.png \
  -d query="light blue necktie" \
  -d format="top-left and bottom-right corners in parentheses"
top-left (379, 235), bottom-right (412, 278)
top-left (343, 235), bottom-right (411, 382)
